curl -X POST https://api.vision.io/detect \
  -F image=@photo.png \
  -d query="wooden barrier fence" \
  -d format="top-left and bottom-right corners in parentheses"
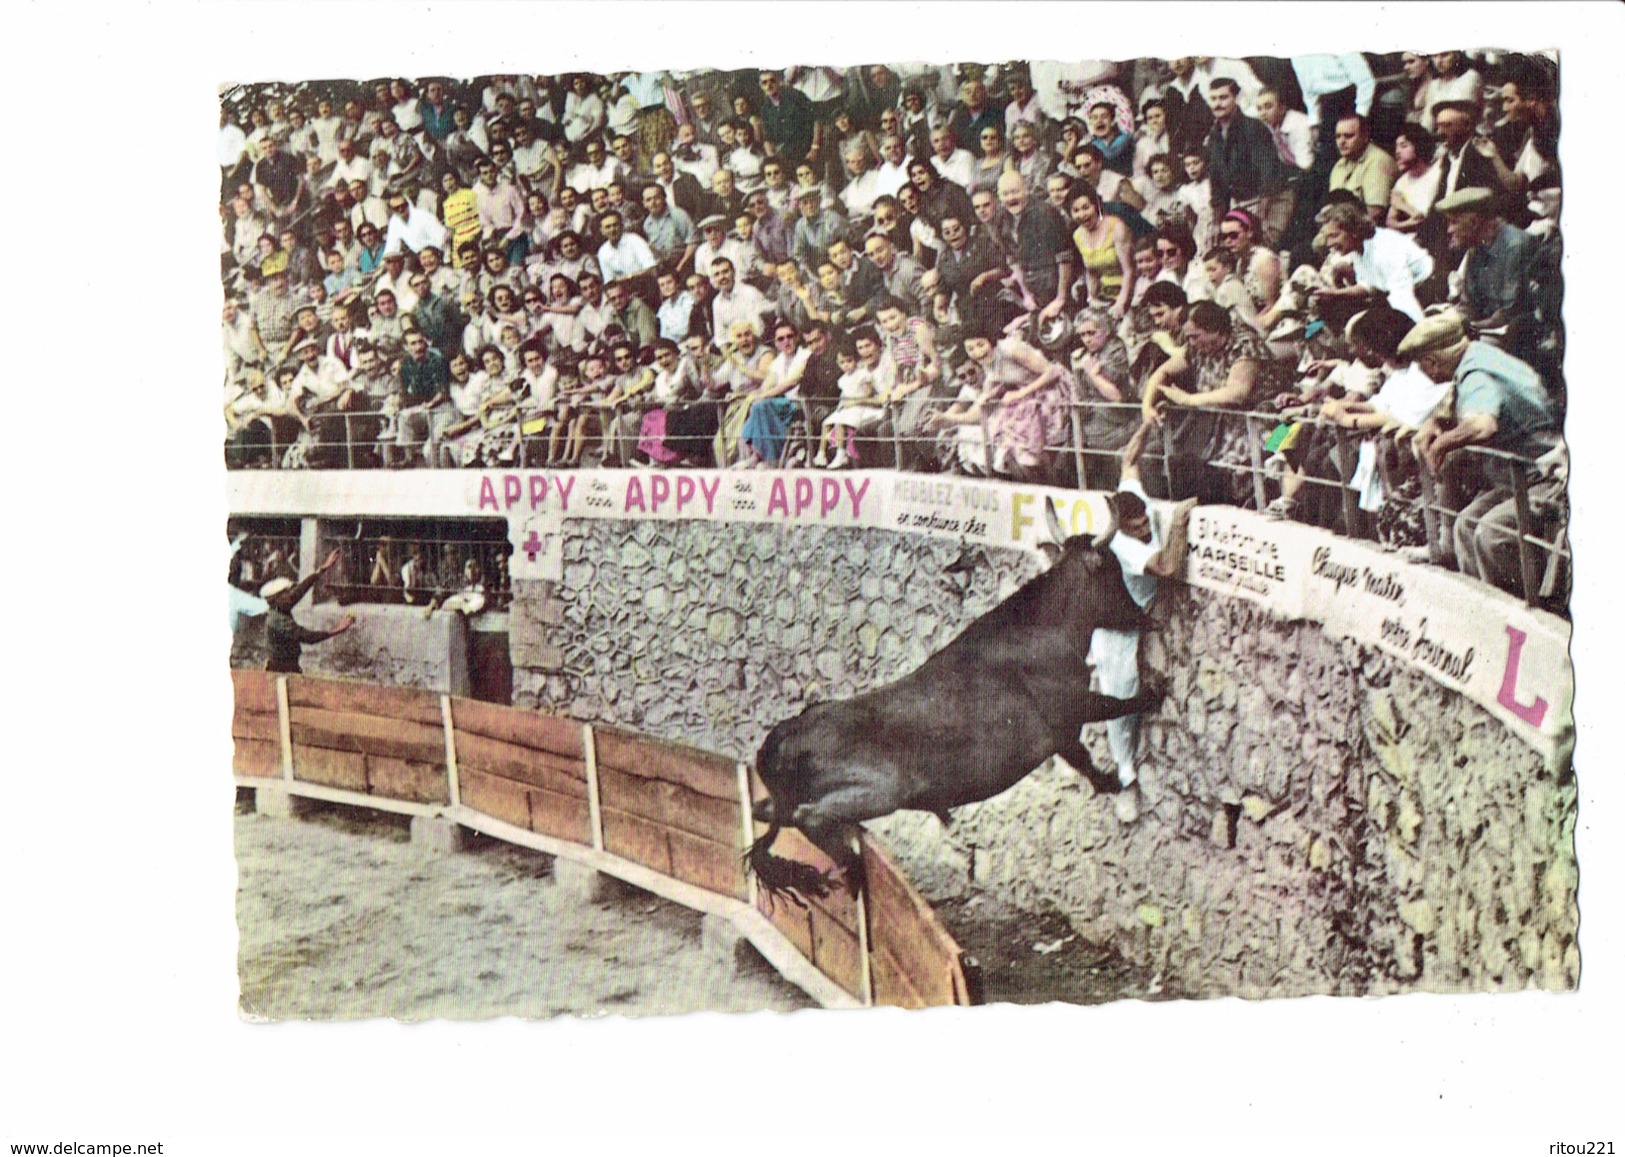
top-left (232, 669), bottom-right (980, 1010)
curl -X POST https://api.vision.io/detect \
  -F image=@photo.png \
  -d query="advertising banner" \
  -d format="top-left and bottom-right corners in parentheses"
top-left (228, 469), bottom-right (1573, 762)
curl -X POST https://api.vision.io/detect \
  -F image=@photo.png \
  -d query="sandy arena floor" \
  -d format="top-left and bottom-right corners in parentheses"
top-left (235, 800), bottom-right (815, 1020)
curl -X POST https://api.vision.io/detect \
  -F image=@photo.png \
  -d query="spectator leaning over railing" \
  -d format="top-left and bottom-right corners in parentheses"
top-left (1071, 306), bottom-right (1138, 488)
top-left (1435, 186), bottom-right (1543, 372)
top-left (1267, 303), bottom-right (1436, 532)
top-left (1400, 310), bottom-right (1564, 598)
top-left (1141, 298), bottom-right (1269, 504)
top-left (1310, 198), bottom-right (1434, 322)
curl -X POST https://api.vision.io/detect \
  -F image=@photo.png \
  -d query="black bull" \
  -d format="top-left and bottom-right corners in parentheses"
top-left (746, 505), bottom-right (1163, 905)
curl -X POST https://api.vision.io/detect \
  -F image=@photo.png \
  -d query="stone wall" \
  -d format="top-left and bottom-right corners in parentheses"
top-left (234, 604), bottom-right (471, 693)
top-left (470, 518), bottom-right (1582, 997)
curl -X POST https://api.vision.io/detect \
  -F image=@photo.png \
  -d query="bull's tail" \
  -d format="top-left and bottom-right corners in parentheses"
top-left (743, 819), bottom-right (835, 910)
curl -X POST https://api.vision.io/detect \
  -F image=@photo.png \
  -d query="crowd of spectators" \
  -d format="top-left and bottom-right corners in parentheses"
top-left (220, 51), bottom-right (1565, 604)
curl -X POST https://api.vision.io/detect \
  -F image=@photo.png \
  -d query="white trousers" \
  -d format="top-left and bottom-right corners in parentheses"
top-left (1087, 626), bottom-right (1142, 787)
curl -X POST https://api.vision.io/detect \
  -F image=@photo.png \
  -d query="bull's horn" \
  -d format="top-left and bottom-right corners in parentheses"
top-left (1090, 496), bottom-right (1119, 550)
top-left (1042, 497), bottom-right (1066, 546)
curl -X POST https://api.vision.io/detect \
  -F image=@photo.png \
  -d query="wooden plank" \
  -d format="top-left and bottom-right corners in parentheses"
top-left (808, 903), bottom-right (865, 1000)
top-left (291, 744), bottom-right (369, 792)
top-left (864, 865), bottom-right (948, 989)
top-left (277, 782), bottom-right (439, 818)
top-left (232, 668), bottom-right (279, 714)
top-left (459, 768), bottom-right (532, 830)
top-left (861, 843), bottom-right (961, 1004)
top-left (601, 807), bottom-right (672, 876)
top-left (449, 698), bottom-right (584, 759)
top-left (288, 707), bottom-right (446, 764)
top-left (766, 899), bottom-right (815, 963)
top-left (452, 731), bottom-right (585, 794)
top-left (233, 738), bottom-right (281, 780)
top-left (583, 724), bottom-right (603, 851)
top-left (667, 828), bottom-right (749, 901)
top-left (870, 942), bottom-right (930, 1009)
top-left (232, 707), bottom-right (280, 743)
top-left (439, 696), bottom-right (461, 810)
top-left (866, 837), bottom-right (963, 961)
top-left (367, 756), bottom-right (450, 805)
top-left (285, 676), bottom-right (443, 727)
top-left (595, 729), bottom-right (738, 802)
top-left (596, 767), bottom-right (741, 846)
top-left (276, 676), bottom-right (293, 781)
top-left (527, 786), bottom-right (593, 845)
top-left (445, 805), bottom-right (861, 1009)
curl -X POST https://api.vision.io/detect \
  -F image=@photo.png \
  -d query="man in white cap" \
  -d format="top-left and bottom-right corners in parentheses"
top-left (1400, 310), bottom-right (1563, 596)
top-left (261, 549), bottom-right (355, 674)
top-left (693, 214), bottom-right (749, 282)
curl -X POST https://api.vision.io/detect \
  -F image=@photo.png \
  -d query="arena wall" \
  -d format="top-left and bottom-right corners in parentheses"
top-left (230, 468), bottom-right (1579, 999)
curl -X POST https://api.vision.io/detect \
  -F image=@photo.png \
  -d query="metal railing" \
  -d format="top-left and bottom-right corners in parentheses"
top-left (226, 396), bottom-right (1569, 613)
top-left (318, 519), bottom-right (514, 609)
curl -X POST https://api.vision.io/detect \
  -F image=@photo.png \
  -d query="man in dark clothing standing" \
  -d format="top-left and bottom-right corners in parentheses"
top-left (254, 133), bottom-right (305, 227)
top-left (1205, 76), bottom-right (1292, 244)
top-left (262, 550), bottom-right (355, 674)
top-left (757, 71), bottom-right (819, 169)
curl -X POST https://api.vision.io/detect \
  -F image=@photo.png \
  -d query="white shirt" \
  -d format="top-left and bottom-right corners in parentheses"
top-left (672, 143), bottom-right (720, 187)
top-left (1005, 93), bottom-right (1046, 137)
top-left (875, 159), bottom-right (912, 199)
top-left (1132, 131), bottom-right (1168, 180)
top-left (1109, 477), bottom-right (1162, 609)
top-left (291, 355), bottom-right (353, 407)
top-left (932, 149), bottom-right (977, 191)
top-left (712, 282), bottom-right (771, 339)
top-left (219, 123), bottom-right (248, 169)
top-left (1347, 227), bottom-right (1434, 321)
top-left (310, 115), bottom-right (343, 165)
top-left (562, 91), bottom-right (606, 143)
top-left (1274, 109), bottom-right (1315, 171)
top-left (1029, 60), bottom-right (1118, 122)
top-left (1367, 363), bottom-right (1450, 429)
top-left (596, 233), bottom-right (658, 282)
top-left (567, 157), bottom-right (623, 193)
top-left (839, 169), bottom-right (885, 218)
top-left (1291, 54), bottom-right (1377, 128)
top-left (787, 66), bottom-right (844, 104)
top-left (766, 346), bottom-right (811, 399)
top-left (694, 237), bottom-right (753, 281)
top-left (382, 206), bottom-right (449, 257)
top-left (327, 155), bottom-right (373, 189)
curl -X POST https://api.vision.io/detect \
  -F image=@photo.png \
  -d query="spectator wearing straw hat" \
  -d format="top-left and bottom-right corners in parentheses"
top-left (262, 550), bottom-right (356, 674)
top-left (1436, 186), bottom-right (1542, 369)
top-left (1400, 310), bottom-right (1562, 594)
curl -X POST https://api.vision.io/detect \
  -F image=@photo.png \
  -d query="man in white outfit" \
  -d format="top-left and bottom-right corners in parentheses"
top-left (1086, 416), bottom-right (1198, 822)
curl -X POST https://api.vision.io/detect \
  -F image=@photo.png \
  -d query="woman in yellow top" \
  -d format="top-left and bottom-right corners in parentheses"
top-left (1069, 187), bottom-right (1136, 321)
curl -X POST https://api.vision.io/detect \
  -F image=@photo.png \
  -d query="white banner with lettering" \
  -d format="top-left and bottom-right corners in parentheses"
top-left (229, 469), bottom-right (1574, 763)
